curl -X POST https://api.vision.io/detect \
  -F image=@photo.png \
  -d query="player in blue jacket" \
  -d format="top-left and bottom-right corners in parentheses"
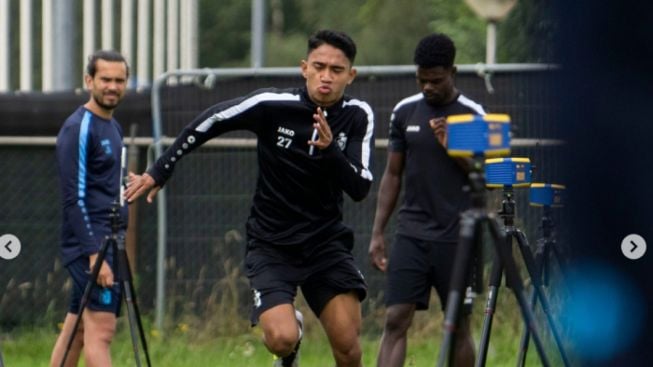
top-left (51, 50), bottom-right (129, 367)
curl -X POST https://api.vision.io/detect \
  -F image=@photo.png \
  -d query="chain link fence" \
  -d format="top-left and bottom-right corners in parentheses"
top-left (0, 65), bottom-right (564, 334)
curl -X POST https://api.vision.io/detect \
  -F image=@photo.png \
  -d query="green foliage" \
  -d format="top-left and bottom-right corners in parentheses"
top-left (199, 0), bottom-right (554, 68)
top-left (498, 0), bottom-right (557, 62)
top-left (424, 0), bottom-right (488, 63)
top-left (356, 0), bottom-right (437, 65)
top-left (199, 0), bottom-right (252, 67)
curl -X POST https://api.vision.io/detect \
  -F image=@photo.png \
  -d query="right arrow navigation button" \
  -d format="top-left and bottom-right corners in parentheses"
top-left (621, 234), bottom-right (647, 260)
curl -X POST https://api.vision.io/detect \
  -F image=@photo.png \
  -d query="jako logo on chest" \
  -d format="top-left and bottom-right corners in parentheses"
top-left (277, 126), bottom-right (295, 137)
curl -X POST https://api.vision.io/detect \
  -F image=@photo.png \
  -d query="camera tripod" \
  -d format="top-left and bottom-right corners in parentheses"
top-left (60, 201), bottom-right (152, 367)
top-left (436, 160), bottom-right (554, 367)
top-left (517, 204), bottom-right (568, 366)
top-left (476, 186), bottom-right (570, 367)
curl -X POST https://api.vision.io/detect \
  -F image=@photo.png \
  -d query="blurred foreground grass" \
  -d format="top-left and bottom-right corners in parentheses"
top-left (1, 297), bottom-right (554, 367)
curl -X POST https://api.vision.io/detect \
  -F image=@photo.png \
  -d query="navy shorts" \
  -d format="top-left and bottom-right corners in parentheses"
top-left (245, 231), bottom-right (367, 325)
top-left (386, 234), bottom-right (473, 313)
top-left (67, 255), bottom-right (121, 316)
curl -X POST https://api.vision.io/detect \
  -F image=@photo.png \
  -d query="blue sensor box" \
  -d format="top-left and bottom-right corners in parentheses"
top-left (485, 157), bottom-right (532, 188)
top-left (530, 183), bottom-right (565, 207)
top-left (447, 114), bottom-right (511, 158)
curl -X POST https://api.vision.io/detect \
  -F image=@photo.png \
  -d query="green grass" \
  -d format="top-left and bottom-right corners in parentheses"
top-left (2, 299), bottom-right (559, 367)
top-left (1, 261), bottom-right (570, 367)
top-left (1, 327), bottom-right (546, 367)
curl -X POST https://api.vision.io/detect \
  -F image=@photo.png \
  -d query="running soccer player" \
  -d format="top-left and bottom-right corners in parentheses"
top-left (126, 30), bottom-right (374, 367)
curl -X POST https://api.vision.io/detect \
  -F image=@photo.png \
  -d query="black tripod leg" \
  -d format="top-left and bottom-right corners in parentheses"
top-left (121, 281), bottom-right (143, 367)
top-left (542, 239), bottom-right (551, 288)
top-left (516, 288), bottom-right (536, 367)
top-left (475, 232), bottom-right (506, 367)
top-left (128, 276), bottom-right (152, 367)
top-left (117, 243), bottom-right (152, 367)
top-left (550, 242), bottom-right (568, 282)
top-left (486, 219), bottom-right (552, 367)
top-left (437, 214), bottom-right (479, 367)
top-left (0, 346), bottom-right (4, 367)
top-left (116, 240), bottom-right (152, 367)
top-left (60, 238), bottom-right (113, 367)
top-left (516, 237), bottom-right (546, 367)
top-left (515, 231), bottom-right (570, 367)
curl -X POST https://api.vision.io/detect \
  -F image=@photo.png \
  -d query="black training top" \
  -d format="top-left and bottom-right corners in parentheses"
top-left (148, 87), bottom-right (375, 246)
top-left (388, 92), bottom-right (485, 242)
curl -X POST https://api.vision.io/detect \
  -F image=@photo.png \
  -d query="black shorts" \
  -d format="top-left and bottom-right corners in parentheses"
top-left (67, 255), bottom-right (122, 316)
top-left (386, 234), bottom-right (472, 313)
top-left (245, 231), bottom-right (367, 325)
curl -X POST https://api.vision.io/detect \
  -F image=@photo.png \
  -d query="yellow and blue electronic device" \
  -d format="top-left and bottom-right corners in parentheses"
top-left (530, 183), bottom-right (565, 207)
top-left (485, 157), bottom-right (532, 188)
top-left (446, 114), bottom-right (511, 158)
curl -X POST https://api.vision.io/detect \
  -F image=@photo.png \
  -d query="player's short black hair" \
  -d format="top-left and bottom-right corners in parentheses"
top-left (308, 30), bottom-right (357, 65)
top-left (86, 50), bottom-right (130, 77)
top-left (413, 33), bottom-right (456, 68)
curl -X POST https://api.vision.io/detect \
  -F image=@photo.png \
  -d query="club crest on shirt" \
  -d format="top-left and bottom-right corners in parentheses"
top-left (101, 139), bottom-right (112, 155)
top-left (336, 132), bottom-right (348, 151)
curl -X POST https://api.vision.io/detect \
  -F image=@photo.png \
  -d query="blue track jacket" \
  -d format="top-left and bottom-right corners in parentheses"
top-left (56, 106), bottom-right (127, 265)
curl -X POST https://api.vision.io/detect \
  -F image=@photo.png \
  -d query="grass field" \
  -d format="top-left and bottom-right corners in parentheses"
top-left (1, 294), bottom-right (560, 367)
top-left (2, 326), bottom-right (546, 367)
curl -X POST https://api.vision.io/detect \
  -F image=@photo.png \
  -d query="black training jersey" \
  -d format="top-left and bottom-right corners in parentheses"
top-left (388, 92), bottom-right (485, 242)
top-left (56, 107), bottom-right (127, 265)
top-left (149, 87), bottom-right (375, 246)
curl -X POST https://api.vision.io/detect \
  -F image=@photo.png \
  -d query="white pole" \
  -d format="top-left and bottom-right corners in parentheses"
top-left (179, 0), bottom-right (188, 70)
top-left (121, 0), bottom-right (134, 87)
top-left (83, 0), bottom-right (96, 84)
top-left (52, 0), bottom-right (74, 91)
top-left (20, 0), bottom-right (33, 91)
top-left (166, 0), bottom-right (178, 72)
top-left (102, 0), bottom-right (114, 50)
top-left (188, 0), bottom-right (198, 69)
top-left (486, 21), bottom-right (497, 65)
top-left (153, 0), bottom-right (165, 80)
top-left (0, 0), bottom-right (9, 92)
top-left (180, 0), bottom-right (198, 70)
top-left (137, 0), bottom-right (151, 87)
top-left (251, 0), bottom-right (265, 68)
top-left (42, 0), bottom-right (53, 91)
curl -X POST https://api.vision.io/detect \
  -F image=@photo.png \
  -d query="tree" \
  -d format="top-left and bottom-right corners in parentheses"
top-left (498, 0), bottom-right (556, 63)
top-left (197, 0), bottom-right (554, 67)
top-left (199, 0), bottom-right (252, 67)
